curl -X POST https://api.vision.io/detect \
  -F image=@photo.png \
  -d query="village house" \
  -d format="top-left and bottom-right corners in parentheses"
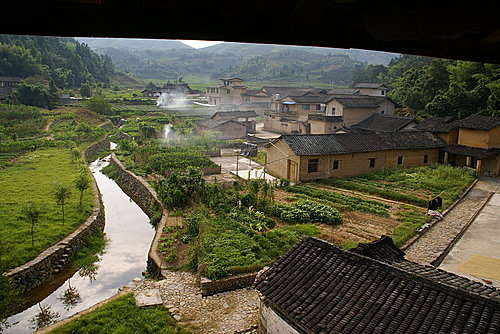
top-left (0, 76), bottom-right (20, 100)
top-left (142, 82), bottom-right (200, 97)
top-left (263, 84), bottom-right (396, 134)
top-left (417, 114), bottom-right (500, 176)
top-left (265, 131), bottom-right (444, 183)
top-left (344, 113), bottom-right (417, 133)
top-left (255, 236), bottom-right (500, 334)
top-left (354, 82), bottom-right (388, 96)
top-left (205, 78), bottom-right (272, 114)
top-left (194, 110), bottom-right (258, 139)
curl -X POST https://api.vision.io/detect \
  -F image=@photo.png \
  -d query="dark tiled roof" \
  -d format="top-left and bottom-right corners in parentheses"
top-left (282, 131), bottom-right (444, 156)
top-left (212, 110), bottom-right (258, 119)
top-left (262, 86), bottom-right (318, 97)
top-left (354, 82), bottom-right (388, 89)
top-left (286, 95), bottom-right (334, 104)
top-left (333, 96), bottom-right (385, 108)
top-left (349, 235), bottom-right (406, 262)
top-left (196, 117), bottom-right (244, 129)
top-left (351, 113), bottom-right (415, 132)
top-left (326, 88), bottom-right (360, 95)
top-left (255, 236), bottom-right (500, 334)
top-left (415, 116), bottom-right (458, 132)
top-left (0, 76), bottom-right (21, 82)
top-left (242, 89), bottom-right (270, 96)
top-left (453, 114), bottom-right (500, 131)
top-left (443, 144), bottom-right (500, 159)
top-left (307, 114), bottom-right (343, 122)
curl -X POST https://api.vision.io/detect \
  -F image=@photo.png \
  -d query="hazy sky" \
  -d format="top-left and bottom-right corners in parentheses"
top-left (178, 40), bottom-right (223, 49)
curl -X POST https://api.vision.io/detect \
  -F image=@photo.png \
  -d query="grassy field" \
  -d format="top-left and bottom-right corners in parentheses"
top-left (0, 147), bottom-right (94, 272)
top-left (48, 293), bottom-right (188, 334)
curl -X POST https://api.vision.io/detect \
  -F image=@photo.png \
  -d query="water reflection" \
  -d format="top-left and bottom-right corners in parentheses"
top-left (5, 156), bottom-right (154, 333)
top-left (58, 280), bottom-right (81, 311)
top-left (29, 304), bottom-right (60, 331)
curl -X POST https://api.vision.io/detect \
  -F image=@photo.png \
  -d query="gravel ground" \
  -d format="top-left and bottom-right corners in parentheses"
top-left (132, 271), bottom-right (259, 334)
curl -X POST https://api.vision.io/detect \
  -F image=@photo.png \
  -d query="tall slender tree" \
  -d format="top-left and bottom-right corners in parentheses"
top-left (52, 183), bottom-right (71, 226)
top-left (18, 202), bottom-right (42, 247)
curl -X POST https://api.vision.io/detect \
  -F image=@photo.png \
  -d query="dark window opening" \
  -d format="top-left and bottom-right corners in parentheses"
top-left (369, 158), bottom-right (376, 168)
top-left (424, 155), bottom-right (429, 164)
top-left (308, 159), bottom-right (319, 173)
top-left (333, 160), bottom-right (340, 170)
top-left (397, 156), bottom-right (403, 165)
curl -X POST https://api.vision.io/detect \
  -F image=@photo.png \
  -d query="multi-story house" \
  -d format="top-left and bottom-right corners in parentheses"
top-left (205, 78), bottom-right (272, 113)
top-left (417, 114), bottom-right (500, 176)
top-left (263, 87), bottom-right (396, 134)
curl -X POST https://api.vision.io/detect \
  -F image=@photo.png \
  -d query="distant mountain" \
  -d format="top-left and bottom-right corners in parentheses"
top-left (200, 42), bottom-right (399, 66)
top-left (76, 37), bottom-right (193, 50)
top-left (78, 39), bottom-right (398, 85)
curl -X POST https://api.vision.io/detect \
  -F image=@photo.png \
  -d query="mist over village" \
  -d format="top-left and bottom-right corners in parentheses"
top-left (0, 30), bottom-right (499, 334)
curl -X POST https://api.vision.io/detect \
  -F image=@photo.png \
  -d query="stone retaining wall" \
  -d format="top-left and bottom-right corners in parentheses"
top-left (3, 143), bottom-right (106, 292)
top-left (200, 273), bottom-right (257, 296)
top-left (108, 154), bottom-right (165, 278)
top-left (109, 154), bottom-right (163, 216)
top-left (83, 136), bottom-right (111, 162)
top-left (110, 154), bottom-right (259, 288)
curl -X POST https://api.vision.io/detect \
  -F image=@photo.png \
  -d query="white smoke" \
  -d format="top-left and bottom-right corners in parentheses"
top-left (161, 124), bottom-right (179, 143)
top-left (156, 92), bottom-right (188, 108)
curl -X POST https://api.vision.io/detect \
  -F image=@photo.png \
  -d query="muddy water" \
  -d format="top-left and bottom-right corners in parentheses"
top-left (5, 156), bottom-right (154, 333)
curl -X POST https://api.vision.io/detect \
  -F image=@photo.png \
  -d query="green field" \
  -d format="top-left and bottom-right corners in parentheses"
top-left (0, 148), bottom-right (94, 272)
top-left (319, 164), bottom-right (476, 209)
top-left (48, 293), bottom-right (188, 334)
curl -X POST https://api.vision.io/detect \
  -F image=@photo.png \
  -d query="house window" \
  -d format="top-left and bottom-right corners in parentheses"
top-left (381, 110), bottom-right (385, 114)
top-left (381, 90), bottom-right (385, 96)
top-left (424, 155), bottom-right (429, 164)
top-left (226, 89), bottom-right (230, 94)
top-left (308, 159), bottom-right (319, 173)
top-left (245, 97), bottom-right (250, 102)
top-left (333, 160), bottom-right (341, 170)
top-left (302, 104), bottom-right (310, 110)
top-left (369, 158), bottom-right (376, 168)
top-left (397, 156), bottom-right (403, 165)
top-left (316, 104), bottom-right (322, 111)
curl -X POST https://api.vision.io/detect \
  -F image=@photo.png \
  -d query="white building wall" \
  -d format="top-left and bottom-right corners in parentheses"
top-left (258, 302), bottom-right (301, 334)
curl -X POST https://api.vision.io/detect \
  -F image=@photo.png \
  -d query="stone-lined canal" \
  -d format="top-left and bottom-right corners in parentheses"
top-left (6, 156), bottom-right (155, 333)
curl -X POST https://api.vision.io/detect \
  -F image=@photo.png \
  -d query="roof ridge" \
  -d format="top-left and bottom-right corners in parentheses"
top-left (302, 237), bottom-right (500, 305)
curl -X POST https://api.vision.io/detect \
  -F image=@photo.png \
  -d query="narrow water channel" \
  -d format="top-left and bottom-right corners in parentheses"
top-left (6, 155), bottom-right (155, 333)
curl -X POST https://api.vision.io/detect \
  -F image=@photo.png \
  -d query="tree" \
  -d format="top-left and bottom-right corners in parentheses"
top-left (70, 147), bottom-right (81, 165)
top-left (52, 183), bottom-right (72, 226)
top-left (14, 81), bottom-right (59, 109)
top-left (86, 96), bottom-right (111, 115)
top-left (75, 173), bottom-right (90, 209)
top-left (79, 81), bottom-right (92, 97)
top-left (18, 202), bottom-right (42, 247)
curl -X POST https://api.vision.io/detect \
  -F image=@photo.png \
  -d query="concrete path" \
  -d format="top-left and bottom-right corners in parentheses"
top-left (210, 149), bottom-right (277, 182)
top-left (439, 192), bottom-right (500, 287)
top-left (404, 178), bottom-right (498, 265)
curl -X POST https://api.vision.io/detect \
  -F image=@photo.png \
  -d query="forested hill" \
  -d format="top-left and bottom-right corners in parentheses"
top-left (201, 42), bottom-right (399, 66)
top-left (79, 38), bottom-right (399, 85)
top-left (0, 34), bottom-right (114, 89)
top-left (353, 55), bottom-right (500, 118)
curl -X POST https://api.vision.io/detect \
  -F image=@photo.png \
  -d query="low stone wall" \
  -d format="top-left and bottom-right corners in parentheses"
top-left (3, 168), bottom-right (104, 293)
top-left (109, 154), bottom-right (163, 216)
top-left (108, 154), bottom-right (165, 278)
top-left (83, 136), bottom-right (110, 162)
top-left (200, 273), bottom-right (257, 296)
